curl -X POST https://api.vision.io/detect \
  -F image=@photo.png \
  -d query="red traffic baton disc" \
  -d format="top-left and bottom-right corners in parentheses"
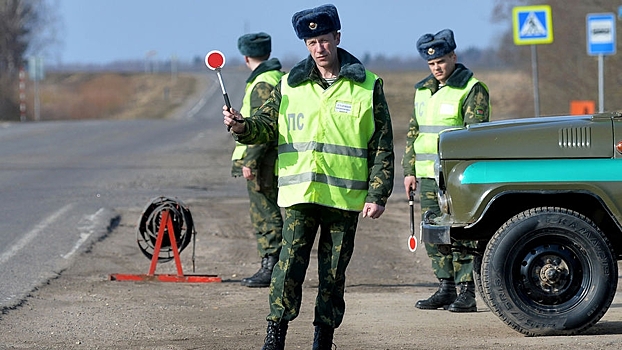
top-left (407, 235), bottom-right (417, 252)
top-left (205, 50), bottom-right (226, 70)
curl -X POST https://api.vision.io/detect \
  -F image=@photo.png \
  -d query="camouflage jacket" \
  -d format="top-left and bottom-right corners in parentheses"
top-left (231, 58), bottom-right (283, 178)
top-left (234, 48), bottom-right (395, 207)
top-left (402, 63), bottom-right (490, 177)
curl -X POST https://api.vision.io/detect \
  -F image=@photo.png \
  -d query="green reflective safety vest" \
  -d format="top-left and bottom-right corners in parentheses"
top-left (231, 69), bottom-right (285, 161)
top-left (277, 71), bottom-right (378, 211)
top-left (413, 77), bottom-right (485, 178)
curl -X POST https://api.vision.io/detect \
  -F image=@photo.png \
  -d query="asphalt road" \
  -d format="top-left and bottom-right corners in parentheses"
top-left (0, 69), bottom-right (248, 311)
top-left (3, 69), bottom-right (622, 349)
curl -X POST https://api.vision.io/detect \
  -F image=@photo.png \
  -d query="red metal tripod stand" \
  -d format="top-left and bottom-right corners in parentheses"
top-left (110, 209), bottom-right (221, 283)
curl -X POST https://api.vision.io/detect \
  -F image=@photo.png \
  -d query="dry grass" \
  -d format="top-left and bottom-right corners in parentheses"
top-left (21, 69), bottom-right (530, 123)
top-left (474, 70), bottom-right (533, 120)
top-left (31, 72), bottom-right (197, 121)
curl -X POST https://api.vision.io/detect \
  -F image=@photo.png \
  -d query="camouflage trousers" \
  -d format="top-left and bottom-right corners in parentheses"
top-left (246, 177), bottom-right (283, 258)
top-left (267, 204), bottom-right (359, 328)
top-left (419, 178), bottom-right (475, 283)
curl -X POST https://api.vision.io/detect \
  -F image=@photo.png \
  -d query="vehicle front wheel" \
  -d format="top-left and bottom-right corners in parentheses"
top-left (481, 207), bottom-right (617, 336)
top-left (472, 250), bottom-right (490, 309)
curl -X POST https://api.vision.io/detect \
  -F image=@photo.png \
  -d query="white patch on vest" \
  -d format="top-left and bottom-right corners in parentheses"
top-left (439, 103), bottom-right (456, 115)
top-left (335, 101), bottom-right (352, 114)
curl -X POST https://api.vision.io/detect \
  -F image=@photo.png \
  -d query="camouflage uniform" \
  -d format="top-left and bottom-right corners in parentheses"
top-left (235, 48), bottom-right (394, 328)
top-left (402, 63), bottom-right (489, 283)
top-left (231, 58), bottom-right (284, 259)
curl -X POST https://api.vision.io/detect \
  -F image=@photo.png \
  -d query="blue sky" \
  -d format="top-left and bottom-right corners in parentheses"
top-left (56, 0), bottom-right (507, 65)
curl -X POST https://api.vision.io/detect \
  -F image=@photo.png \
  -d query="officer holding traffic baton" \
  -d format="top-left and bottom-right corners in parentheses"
top-left (402, 28), bottom-right (490, 313)
top-left (230, 32), bottom-right (285, 289)
top-left (224, 4), bottom-right (394, 349)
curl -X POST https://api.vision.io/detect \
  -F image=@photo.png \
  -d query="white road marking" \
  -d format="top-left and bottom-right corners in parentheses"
top-left (61, 208), bottom-right (108, 259)
top-left (185, 76), bottom-right (219, 119)
top-left (0, 204), bottom-right (74, 265)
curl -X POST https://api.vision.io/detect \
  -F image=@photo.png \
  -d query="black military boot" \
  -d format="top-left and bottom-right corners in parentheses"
top-left (312, 325), bottom-right (335, 350)
top-left (415, 278), bottom-right (457, 310)
top-left (448, 281), bottom-right (477, 312)
top-left (261, 320), bottom-right (288, 350)
top-left (241, 255), bottom-right (278, 288)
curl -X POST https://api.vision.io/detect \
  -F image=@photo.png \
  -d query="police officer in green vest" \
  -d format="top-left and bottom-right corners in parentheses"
top-left (224, 5), bottom-right (394, 349)
top-left (232, 32), bottom-right (285, 288)
top-left (402, 29), bottom-right (490, 313)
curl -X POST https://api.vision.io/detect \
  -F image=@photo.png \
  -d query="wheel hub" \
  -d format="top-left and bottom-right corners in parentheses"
top-left (519, 243), bottom-right (581, 304)
top-left (538, 258), bottom-right (570, 292)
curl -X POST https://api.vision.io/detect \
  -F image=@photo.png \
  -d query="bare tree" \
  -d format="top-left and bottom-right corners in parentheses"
top-left (0, 0), bottom-right (37, 74)
top-left (0, 0), bottom-right (60, 120)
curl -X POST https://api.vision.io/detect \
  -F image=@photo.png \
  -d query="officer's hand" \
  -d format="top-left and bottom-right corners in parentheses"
top-left (242, 166), bottom-right (255, 180)
top-left (223, 106), bottom-right (246, 133)
top-left (362, 203), bottom-right (385, 219)
top-left (404, 176), bottom-right (417, 198)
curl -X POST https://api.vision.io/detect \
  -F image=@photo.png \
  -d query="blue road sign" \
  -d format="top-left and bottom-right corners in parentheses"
top-left (513, 5), bottom-right (553, 45)
top-left (587, 13), bottom-right (616, 56)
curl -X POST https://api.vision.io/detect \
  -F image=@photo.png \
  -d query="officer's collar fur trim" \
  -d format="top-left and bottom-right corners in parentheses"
top-left (287, 48), bottom-right (366, 87)
top-left (415, 63), bottom-right (473, 90)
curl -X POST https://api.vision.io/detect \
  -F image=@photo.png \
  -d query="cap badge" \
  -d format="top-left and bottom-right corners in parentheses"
top-left (427, 48), bottom-right (435, 55)
top-left (309, 22), bottom-right (317, 30)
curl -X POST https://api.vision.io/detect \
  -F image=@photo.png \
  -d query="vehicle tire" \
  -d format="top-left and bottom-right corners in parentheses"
top-left (481, 207), bottom-right (617, 336)
top-left (472, 253), bottom-right (490, 309)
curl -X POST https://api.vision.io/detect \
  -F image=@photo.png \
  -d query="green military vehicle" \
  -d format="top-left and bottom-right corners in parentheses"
top-left (421, 111), bottom-right (622, 336)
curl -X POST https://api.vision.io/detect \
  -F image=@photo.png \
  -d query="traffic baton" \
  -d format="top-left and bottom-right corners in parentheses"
top-left (204, 50), bottom-right (242, 131)
top-left (407, 190), bottom-right (418, 252)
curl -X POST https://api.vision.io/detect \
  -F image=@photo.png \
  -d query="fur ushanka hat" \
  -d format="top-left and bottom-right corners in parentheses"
top-left (416, 29), bottom-right (457, 60)
top-left (237, 32), bottom-right (272, 57)
top-left (292, 4), bottom-right (341, 40)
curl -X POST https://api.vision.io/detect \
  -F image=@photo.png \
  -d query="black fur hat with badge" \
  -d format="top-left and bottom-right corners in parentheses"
top-left (292, 4), bottom-right (341, 40)
top-left (237, 32), bottom-right (272, 57)
top-left (416, 29), bottom-right (457, 60)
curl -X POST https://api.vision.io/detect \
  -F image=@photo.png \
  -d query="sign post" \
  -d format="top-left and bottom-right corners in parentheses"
top-left (513, 5), bottom-right (553, 118)
top-left (27, 56), bottom-right (44, 121)
top-left (19, 68), bottom-right (26, 121)
top-left (586, 13), bottom-right (616, 113)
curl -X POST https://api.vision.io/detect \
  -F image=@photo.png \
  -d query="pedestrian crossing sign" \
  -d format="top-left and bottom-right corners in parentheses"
top-left (513, 5), bottom-right (554, 45)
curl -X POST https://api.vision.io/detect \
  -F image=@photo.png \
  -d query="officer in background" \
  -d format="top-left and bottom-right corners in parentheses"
top-left (402, 29), bottom-right (490, 313)
top-left (231, 32), bottom-right (285, 288)
top-left (224, 4), bottom-right (394, 349)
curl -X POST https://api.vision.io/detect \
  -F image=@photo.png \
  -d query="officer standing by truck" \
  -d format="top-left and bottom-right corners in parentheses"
top-left (231, 32), bottom-right (285, 288)
top-left (402, 28), bottom-right (490, 312)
